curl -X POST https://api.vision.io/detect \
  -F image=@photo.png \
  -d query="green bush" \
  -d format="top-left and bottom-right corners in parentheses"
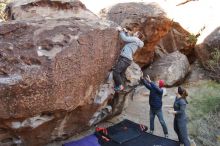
top-left (188, 80), bottom-right (220, 120)
top-left (206, 48), bottom-right (220, 82)
top-left (188, 34), bottom-right (198, 44)
top-left (187, 81), bottom-right (220, 146)
top-left (188, 81), bottom-right (220, 146)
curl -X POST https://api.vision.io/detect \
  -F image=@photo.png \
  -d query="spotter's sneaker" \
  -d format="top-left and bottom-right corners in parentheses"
top-left (165, 134), bottom-right (169, 138)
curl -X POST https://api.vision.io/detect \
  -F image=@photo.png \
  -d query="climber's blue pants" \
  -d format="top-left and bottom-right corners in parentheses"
top-left (150, 108), bottom-right (168, 135)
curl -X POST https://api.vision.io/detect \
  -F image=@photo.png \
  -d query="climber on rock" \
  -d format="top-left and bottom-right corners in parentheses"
top-left (140, 75), bottom-right (169, 138)
top-left (113, 26), bottom-right (144, 91)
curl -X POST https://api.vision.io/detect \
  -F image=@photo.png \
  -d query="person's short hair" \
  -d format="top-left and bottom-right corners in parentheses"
top-left (125, 26), bottom-right (132, 31)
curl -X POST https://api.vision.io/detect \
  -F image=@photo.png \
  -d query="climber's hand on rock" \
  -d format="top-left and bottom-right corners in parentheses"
top-left (123, 28), bottom-right (128, 32)
top-left (116, 26), bottom-right (123, 31)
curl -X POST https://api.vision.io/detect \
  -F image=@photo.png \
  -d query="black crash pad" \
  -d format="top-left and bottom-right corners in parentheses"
top-left (96, 119), bottom-right (180, 146)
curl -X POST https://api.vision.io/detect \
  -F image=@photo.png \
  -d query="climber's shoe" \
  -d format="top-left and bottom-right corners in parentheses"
top-left (114, 85), bottom-right (124, 92)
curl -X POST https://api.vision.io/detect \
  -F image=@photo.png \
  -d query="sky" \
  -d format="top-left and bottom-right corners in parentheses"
top-left (80, 0), bottom-right (220, 43)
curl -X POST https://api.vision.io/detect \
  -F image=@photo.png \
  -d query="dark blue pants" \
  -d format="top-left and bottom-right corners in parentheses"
top-left (150, 108), bottom-right (168, 135)
top-left (174, 118), bottom-right (190, 146)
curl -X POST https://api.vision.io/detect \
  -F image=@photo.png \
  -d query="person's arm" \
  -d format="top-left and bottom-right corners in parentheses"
top-left (150, 82), bottom-right (163, 94)
top-left (140, 78), bottom-right (152, 90)
top-left (168, 101), bottom-right (186, 115)
top-left (137, 40), bottom-right (144, 48)
top-left (119, 31), bottom-right (138, 43)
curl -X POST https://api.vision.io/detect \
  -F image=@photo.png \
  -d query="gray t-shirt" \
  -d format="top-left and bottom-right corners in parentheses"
top-left (119, 31), bottom-right (144, 60)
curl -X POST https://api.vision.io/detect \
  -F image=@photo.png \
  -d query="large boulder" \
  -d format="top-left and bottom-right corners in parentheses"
top-left (143, 51), bottom-right (190, 86)
top-left (5, 0), bottom-right (98, 20)
top-left (184, 61), bottom-right (209, 83)
top-left (0, 0), bottom-right (121, 146)
top-left (155, 22), bottom-right (197, 63)
top-left (101, 2), bottom-right (195, 66)
top-left (195, 26), bottom-right (220, 81)
top-left (195, 26), bottom-right (220, 66)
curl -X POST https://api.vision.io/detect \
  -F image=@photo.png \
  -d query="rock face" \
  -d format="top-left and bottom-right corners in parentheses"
top-left (143, 51), bottom-right (190, 86)
top-left (184, 61), bottom-right (209, 83)
top-left (125, 62), bottom-right (143, 87)
top-left (102, 2), bottom-right (195, 66)
top-left (155, 22), bottom-right (196, 63)
top-left (5, 0), bottom-right (98, 20)
top-left (0, 0), bottom-right (121, 146)
top-left (195, 26), bottom-right (220, 67)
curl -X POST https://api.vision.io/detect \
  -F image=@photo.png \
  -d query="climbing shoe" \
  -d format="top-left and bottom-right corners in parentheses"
top-left (114, 85), bottom-right (124, 91)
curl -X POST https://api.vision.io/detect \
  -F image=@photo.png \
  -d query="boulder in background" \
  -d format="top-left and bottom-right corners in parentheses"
top-left (5, 0), bottom-right (98, 20)
top-left (143, 51), bottom-right (190, 86)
